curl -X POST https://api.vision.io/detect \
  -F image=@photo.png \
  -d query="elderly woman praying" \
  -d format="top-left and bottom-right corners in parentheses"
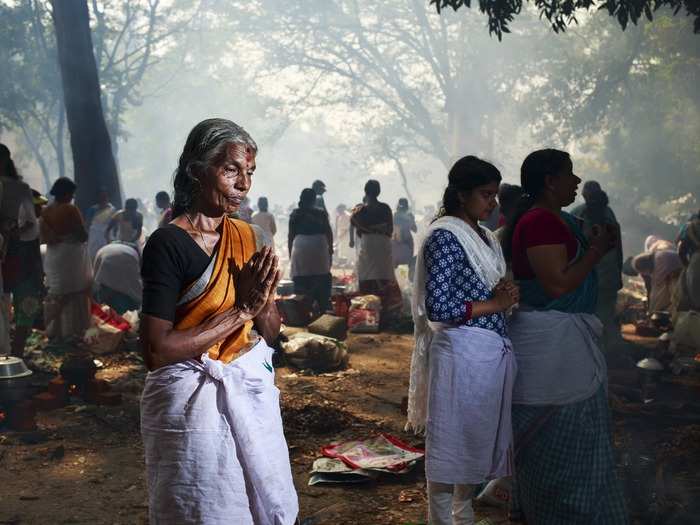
top-left (139, 118), bottom-right (298, 524)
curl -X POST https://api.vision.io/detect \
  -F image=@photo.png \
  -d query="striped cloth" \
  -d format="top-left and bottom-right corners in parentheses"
top-left (511, 385), bottom-right (629, 524)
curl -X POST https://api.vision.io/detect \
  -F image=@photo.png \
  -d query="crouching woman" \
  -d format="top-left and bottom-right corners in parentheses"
top-left (407, 156), bottom-right (519, 525)
top-left (139, 118), bottom-right (298, 524)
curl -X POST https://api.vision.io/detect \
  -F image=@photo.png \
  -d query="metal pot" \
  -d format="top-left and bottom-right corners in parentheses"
top-left (0, 356), bottom-right (33, 403)
top-left (277, 279), bottom-right (295, 297)
top-left (636, 357), bottom-right (663, 402)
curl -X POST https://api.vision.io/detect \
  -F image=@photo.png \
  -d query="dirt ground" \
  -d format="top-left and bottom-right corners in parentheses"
top-left (2, 327), bottom-right (700, 524)
top-left (0, 333), bottom-right (503, 525)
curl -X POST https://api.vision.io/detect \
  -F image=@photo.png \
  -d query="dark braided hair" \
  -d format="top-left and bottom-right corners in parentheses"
top-left (0, 143), bottom-right (20, 180)
top-left (436, 155), bottom-right (501, 219)
top-left (172, 118), bottom-right (257, 218)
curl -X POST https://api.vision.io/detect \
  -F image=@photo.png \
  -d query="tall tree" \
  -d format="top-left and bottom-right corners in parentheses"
top-left (0, 1), bottom-right (67, 189)
top-left (51, 0), bottom-right (121, 210)
top-left (0, 0), bottom-right (195, 194)
top-left (90, 0), bottom-right (201, 157)
top-left (520, 13), bottom-right (700, 208)
top-left (223, 0), bottom-right (538, 202)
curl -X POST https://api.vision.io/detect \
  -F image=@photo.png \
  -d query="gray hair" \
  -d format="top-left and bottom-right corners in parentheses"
top-left (172, 118), bottom-right (258, 217)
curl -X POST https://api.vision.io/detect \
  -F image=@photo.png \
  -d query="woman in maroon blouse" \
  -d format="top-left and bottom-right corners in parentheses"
top-left (503, 149), bottom-right (627, 524)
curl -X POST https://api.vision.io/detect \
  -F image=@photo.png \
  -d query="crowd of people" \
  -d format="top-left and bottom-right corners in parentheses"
top-left (2, 117), bottom-right (699, 525)
top-left (0, 143), bottom-right (152, 358)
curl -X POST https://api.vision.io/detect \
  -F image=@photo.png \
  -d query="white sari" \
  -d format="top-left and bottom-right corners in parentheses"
top-left (141, 341), bottom-right (298, 525)
top-left (357, 233), bottom-right (395, 281)
top-left (141, 238), bottom-right (298, 525)
top-left (44, 240), bottom-right (92, 341)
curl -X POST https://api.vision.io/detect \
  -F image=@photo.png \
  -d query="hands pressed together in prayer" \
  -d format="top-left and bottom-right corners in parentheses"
top-left (236, 246), bottom-right (282, 319)
top-left (493, 279), bottom-right (520, 311)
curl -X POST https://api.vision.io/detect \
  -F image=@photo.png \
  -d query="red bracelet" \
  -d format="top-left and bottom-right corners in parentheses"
top-left (464, 301), bottom-right (473, 322)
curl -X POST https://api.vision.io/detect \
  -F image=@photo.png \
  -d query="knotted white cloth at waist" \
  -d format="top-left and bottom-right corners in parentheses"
top-left (509, 309), bottom-right (606, 406)
top-left (425, 325), bottom-right (516, 485)
top-left (140, 340), bottom-right (298, 525)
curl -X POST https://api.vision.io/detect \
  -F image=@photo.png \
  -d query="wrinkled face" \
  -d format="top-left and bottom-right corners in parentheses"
top-left (461, 181), bottom-right (499, 222)
top-left (548, 159), bottom-right (581, 207)
top-left (200, 143), bottom-right (256, 215)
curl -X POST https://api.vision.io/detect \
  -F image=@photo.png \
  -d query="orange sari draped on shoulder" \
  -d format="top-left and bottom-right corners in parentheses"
top-left (174, 217), bottom-right (257, 363)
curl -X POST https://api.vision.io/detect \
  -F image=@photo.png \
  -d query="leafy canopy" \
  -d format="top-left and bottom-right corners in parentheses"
top-left (431, 0), bottom-right (700, 38)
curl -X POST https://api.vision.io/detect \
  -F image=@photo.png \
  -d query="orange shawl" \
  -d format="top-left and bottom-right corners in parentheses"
top-left (174, 217), bottom-right (257, 363)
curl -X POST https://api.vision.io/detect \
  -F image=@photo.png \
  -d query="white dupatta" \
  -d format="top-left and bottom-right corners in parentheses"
top-left (406, 216), bottom-right (506, 434)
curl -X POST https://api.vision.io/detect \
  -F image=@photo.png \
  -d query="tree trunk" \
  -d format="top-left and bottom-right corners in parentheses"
top-left (50, 0), bottom-right (121, 212)
top-left (55, 98), bottom-right (66, 180)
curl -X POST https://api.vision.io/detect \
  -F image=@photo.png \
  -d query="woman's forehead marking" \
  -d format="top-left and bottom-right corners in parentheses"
top-left (227, 143), bottom-right (255, 167)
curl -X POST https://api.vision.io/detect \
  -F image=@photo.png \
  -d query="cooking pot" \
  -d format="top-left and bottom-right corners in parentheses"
top-left (277, 280), bottom-right (295, 297)
top-left (636, 357), bottom-right (663, 402)
top-left (0, 355), bottom-right (33, 403)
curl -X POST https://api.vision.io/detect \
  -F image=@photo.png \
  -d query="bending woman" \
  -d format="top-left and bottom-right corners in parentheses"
top-left (139, 119), bottom-right (298, 524)
top-left (407, 156), bottom-right (519, 525)
top-left (504, 149), bottom-right (627, 524)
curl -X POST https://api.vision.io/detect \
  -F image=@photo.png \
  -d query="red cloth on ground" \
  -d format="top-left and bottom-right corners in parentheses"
top-left (511, 208), bottom-right (578, 280)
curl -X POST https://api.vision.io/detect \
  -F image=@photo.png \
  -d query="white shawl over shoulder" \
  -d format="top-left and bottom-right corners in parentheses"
top-left (406, 216), bottom-right (506, 433)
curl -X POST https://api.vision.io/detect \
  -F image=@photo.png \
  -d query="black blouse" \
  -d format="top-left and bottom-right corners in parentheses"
top-left (288, 208), bottom-right (331, 239)
top-left (140, 224), bottom-right (214, 322)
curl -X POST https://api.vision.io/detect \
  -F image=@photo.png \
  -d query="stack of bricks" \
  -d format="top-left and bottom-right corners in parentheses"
top-left (31, 376), bottom-right (121, 411)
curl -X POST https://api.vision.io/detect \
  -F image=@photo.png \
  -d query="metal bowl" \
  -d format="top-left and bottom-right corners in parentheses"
top-left (0, 356), bottom-right (33, 379)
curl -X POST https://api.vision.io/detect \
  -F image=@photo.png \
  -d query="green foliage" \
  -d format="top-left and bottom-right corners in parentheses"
top-left (521, 13), bottom-right (699, 215)
top-left (0, 1), bottom-right (66, 187)
top-left (221, 0), bottom-right (540, 175)
top-left (431, 0), bottom-right (700, 39)
top-left (0, 0), bottom-right (196, 189)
